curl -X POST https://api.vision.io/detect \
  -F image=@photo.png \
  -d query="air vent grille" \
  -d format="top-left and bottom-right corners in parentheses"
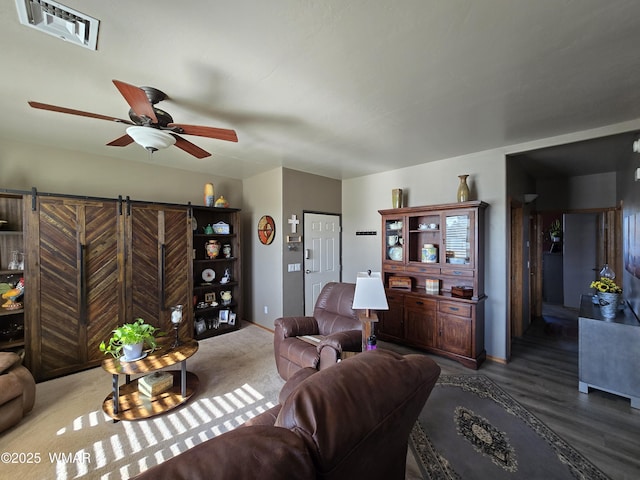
top-left (15, 0), bottom-right (99, 50)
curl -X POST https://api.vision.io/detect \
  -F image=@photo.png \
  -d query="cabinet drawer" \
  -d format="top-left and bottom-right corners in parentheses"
top-left (438, 301), bottom-right (472, 317)
top-left (440, 267), bottom-right (474, 278)
top-left (385, 263), bottom-right (406, 272)
top-left (406, 264), bottom-right (440, 275)
top-left (404, 295), bottom-right (437, 312)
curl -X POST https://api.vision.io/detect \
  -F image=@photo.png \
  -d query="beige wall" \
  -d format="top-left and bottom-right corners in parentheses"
top-left (0, 139), bottom-right (243, 206)
top-left (242, 168), bottom-right (283, 329)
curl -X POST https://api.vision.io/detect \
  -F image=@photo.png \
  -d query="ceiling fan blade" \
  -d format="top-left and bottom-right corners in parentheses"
top-left (112, 80), bottom-right (158, 123)
top-left (168, 123), bottom-right (238, 142)
top-left (172, 135), bottom-right (212, 159)
top-left (28, 101), bottom-right (134, 124)
top-left (106, 134), bottom-right (134, 147)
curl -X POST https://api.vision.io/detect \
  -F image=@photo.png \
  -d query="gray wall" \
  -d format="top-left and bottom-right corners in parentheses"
top-left (282, 168), bottom-right (341, 317)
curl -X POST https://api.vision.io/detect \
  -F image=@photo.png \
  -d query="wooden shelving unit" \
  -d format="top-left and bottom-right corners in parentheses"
top-left (191, 206), bottom-right (242, 339)
top-left (0, 193), bottom-right (25, 353)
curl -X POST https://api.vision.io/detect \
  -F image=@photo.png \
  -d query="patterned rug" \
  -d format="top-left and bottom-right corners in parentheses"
top-left (409, 375), bottom-right (609, 479)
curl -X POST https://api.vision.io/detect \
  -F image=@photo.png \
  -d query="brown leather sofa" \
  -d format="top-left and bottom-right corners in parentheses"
top-left (274, 282), bottom-right (362, 380)
top-left (133, 349), bottom-right (441, 480)
top-left (0, 352), bottom-right (36, 433)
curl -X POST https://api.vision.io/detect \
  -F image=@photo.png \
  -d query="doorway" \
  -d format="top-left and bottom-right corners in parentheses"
top-left (512, 207), bottom-right (621, 355)
top-left (303, 212), bottom-right (341, 315)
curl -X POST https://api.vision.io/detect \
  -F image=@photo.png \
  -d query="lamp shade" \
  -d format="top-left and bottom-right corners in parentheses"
top-left (352, 272), bottom-right (389, 311)
top-left (126, 126), bottom-right (176, 152)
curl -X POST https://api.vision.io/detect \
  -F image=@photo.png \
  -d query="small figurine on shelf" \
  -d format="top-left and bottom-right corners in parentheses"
top-left (220, 268), bottom-right (231, 284)
top-left (1, 277), bottom-right (24, 310)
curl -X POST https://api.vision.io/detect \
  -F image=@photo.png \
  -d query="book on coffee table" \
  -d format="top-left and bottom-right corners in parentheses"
top-left (138, 371), bottom-right (173, 397)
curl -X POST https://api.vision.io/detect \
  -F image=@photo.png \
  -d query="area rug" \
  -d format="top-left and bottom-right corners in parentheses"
top-left (409, 375), bottom-right (609, 480)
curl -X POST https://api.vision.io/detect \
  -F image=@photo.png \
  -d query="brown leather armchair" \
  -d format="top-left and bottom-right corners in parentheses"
top-left (0, 352), bottom-right (36, 433)
top-left (132, 349), bottom-right (441, 480)
top-left (273, 282), bottom-right (361, 380)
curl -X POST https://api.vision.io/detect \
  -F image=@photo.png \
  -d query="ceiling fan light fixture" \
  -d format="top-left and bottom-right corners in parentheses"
top-left (126, 126), bottom-right (176, 153)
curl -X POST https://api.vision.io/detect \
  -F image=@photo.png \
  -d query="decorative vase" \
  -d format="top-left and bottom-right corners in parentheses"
top-left (457, 175), bottom-right (470, 202)
top-left (8, 250), bottom-right (19, 270)
top-left (204, 183), bottom-right (214, 207)
top-left (392, 189), bottom-right (403, 208)
top-left (597, 292), bottom-right (619, 319)
top-left (205, 239), bottom-right (221, 259)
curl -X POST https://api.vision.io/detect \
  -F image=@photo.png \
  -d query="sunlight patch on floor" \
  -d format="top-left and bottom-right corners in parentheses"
top-left (52, 384), bottom-right (275, 479)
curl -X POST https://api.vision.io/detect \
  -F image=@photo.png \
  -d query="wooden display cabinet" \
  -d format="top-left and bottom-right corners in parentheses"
top-left (191, 206), bottom-right (242, 339)
top-left (0, 193), bottom-right (26, 353)
top-left (378, 201), bottom-right (487, 369)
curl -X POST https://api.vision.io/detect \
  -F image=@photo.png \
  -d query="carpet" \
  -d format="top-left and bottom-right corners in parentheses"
top-left (409, 375), bottom-right (610, 480)
top-left (1, 322), bottom-right (285, 480)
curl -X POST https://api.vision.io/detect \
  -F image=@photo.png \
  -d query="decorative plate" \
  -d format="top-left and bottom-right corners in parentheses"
top-left (202, 268), bottom-right (215, 283)
top-left (192, 217), bottom-right (198, 231)
top-left (258, 215), bottom-right (276, 245)
top-left (388, 246), bottom-right (403, 261)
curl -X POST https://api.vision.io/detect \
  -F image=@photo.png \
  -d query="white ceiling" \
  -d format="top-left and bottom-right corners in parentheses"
top-left (2, 0), bottom-right (640, 180)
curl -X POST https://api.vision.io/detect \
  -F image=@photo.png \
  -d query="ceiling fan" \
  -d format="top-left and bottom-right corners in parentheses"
top-left (28, 80), bottom-right (238, 159)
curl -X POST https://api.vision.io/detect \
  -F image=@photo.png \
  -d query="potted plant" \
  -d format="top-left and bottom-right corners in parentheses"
top-left (100, 318), bottom-right (164, 361)
top-left (590, 277), bottom-right (622, 319)
top-left (549, 219), bottom-right (562, 242)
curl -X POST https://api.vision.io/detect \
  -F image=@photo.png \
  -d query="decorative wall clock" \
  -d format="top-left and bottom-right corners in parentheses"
top-left (258, 215), bottom-right (276, 245)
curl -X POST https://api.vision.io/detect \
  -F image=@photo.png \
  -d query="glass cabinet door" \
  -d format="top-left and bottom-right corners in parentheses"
top-left (384, 217), bottom-right (404, 261)
top-left (444, 212), bottom-right (474, 266)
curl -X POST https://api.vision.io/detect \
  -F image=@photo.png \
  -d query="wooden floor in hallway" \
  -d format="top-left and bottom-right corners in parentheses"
top-left (381, 303), bottom-right (640, 480)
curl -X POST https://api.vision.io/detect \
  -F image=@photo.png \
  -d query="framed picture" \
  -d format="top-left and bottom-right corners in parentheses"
top-left (204, 292), bottom-right (216, 303)
top-left (229, 312), bottom-right (236, 326)
top-left (195, 318), bottom-right (206, 335)
top-left (219, 309), bottom-right (230, 323)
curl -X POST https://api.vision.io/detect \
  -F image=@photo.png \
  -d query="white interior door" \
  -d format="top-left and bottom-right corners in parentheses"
top-left (304, 213), bottom-right (341, 315)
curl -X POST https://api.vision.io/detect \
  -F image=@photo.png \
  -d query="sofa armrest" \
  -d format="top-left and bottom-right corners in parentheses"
top-left (274, 316), bottom-right (319, 338)
top-left (131, 425), bottom-right (314, 480)
top-left (318, 329), bottom-right (362, 353)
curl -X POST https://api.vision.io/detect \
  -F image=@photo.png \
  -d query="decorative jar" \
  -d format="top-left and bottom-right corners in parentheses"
top-left (205, 239), bottom-right (221, 259)
top-left (421, 244), bottom-right (437, 263)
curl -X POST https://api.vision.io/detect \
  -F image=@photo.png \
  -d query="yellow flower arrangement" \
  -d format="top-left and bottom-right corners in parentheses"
top-left (590, 277), bottom-right (622, 294)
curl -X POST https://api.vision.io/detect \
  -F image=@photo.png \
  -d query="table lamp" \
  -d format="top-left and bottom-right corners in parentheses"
top-left (352, 271), bottom-right (389, 351)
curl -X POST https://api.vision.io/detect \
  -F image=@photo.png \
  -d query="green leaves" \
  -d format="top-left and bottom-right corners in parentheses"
top-left (99, 318), bottom-right (165, 358)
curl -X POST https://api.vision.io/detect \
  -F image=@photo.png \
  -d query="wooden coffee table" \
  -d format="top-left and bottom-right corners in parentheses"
top-left (101, 338), bottom-right (199, 421)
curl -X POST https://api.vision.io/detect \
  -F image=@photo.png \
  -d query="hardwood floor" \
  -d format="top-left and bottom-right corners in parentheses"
top-left (383, 305), bottom-right (640, 480)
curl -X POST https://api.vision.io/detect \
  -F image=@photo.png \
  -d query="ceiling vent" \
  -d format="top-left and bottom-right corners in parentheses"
top-left (15, 0), bottom-right (99, 50)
